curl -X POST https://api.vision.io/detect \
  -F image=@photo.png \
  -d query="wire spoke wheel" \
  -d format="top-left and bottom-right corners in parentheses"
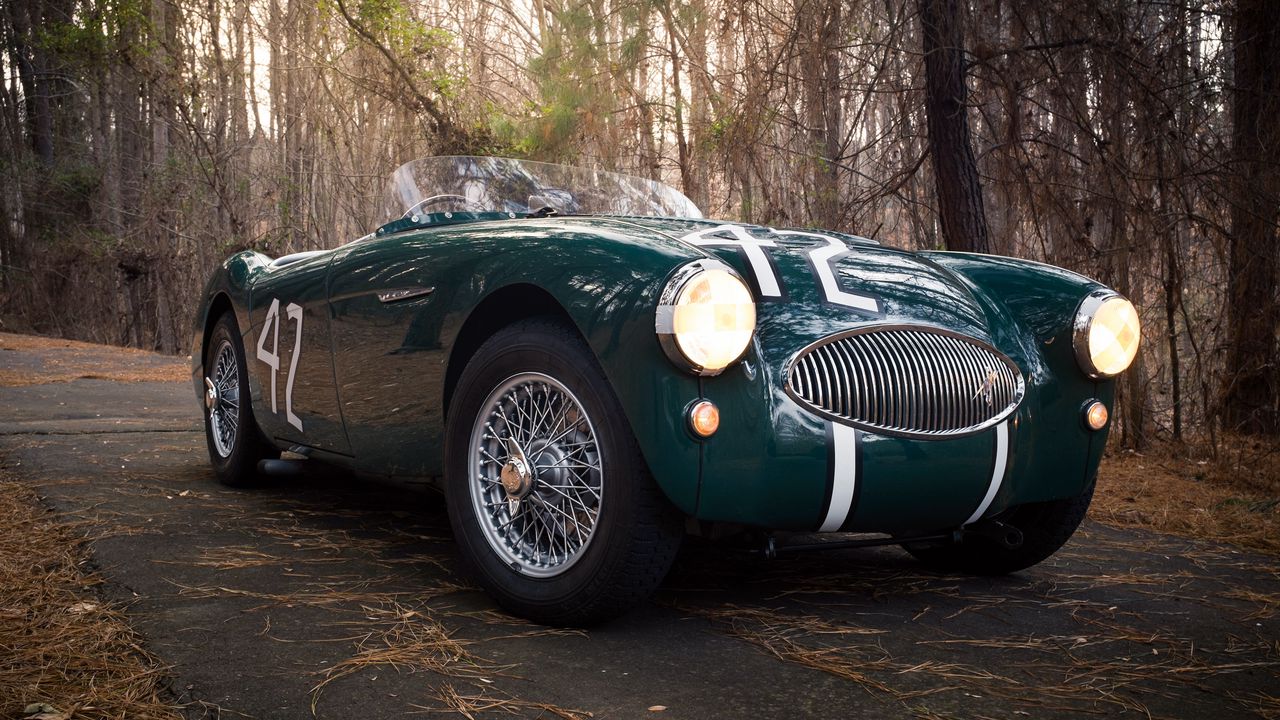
top-left (207, 339), bottom-right (240, 458)
top-left (202, 311), bottom-right (273, 486)
top-left (469, 372), bottom-right (603, 578)
top-left (447, 318), bottom-right (682, 624)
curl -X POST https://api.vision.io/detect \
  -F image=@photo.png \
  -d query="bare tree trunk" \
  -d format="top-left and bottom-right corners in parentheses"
top-left (667, 22), bottom-right (693, 202)
top-left (801, 0), bottom-right (842, 229)
top-left (686, 1), bottom-right (709, 212)
top-left (918, 0), bottom-right (989, 254)
top-left (5, 0), bottom-right (53, 164)
top-left (1221, 0), bottom-right (1280, 435)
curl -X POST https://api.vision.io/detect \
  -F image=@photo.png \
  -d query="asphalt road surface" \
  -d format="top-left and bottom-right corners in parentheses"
top-left (1, 335), bottom-right (1277, 719)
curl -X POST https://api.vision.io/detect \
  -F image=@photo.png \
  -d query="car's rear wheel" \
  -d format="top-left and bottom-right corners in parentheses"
top-left (444, 317), bottom-right (683, 625)
top-left (203, 312), bottom-right (273, 487)
top-left (903, 483), bottom-right (1095, 575)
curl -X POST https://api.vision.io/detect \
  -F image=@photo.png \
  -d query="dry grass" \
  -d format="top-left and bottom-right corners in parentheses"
top-left (421, 684), bottom-right (594, 719)
top-left (0, 332), bottom-right (186, 386)
top-left (1236, 689), bottom-right (1280, 720)
top-left (310, 602), bottom-right (491, 709)
top-left (686, 604), bottom-right (915, 698)
top-left (1093, 436), bottom-right (1280, 555)
top-left (688, 598), bottom-right (1280, 717)
top-left (310, 602), bottom-right (590, 718)
top-left (0, 471), bottom-right (177, 719)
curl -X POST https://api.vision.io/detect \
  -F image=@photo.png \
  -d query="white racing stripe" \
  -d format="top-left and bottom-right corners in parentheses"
top-left (964, 421), bottom-right (1010, 526)
top-left (819, 423), bottom-right (860, 532)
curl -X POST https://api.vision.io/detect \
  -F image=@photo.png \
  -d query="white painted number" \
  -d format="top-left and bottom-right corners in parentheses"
top-left (255, 298), bottom-right (280, 413)
top-left (256, 297), bottom-right (304, 432)
top-left (680, 224), bottom-right (782, 298)
top-left (774, 230), bottom-right (881, 314)
top-left (284, 303), bottom-right (303, 431)
top-left (678, 225), bottom-right (882, 314)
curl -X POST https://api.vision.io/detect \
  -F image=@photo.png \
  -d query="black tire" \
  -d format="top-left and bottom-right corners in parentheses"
top-left (903, 482), bottom-right (1095, 575)
top-left (202, 312), bottom-right (274, 487)
top-left (444, 317), bottom-right (683, 626)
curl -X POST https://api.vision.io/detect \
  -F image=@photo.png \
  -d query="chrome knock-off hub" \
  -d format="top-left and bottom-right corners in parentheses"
top-left (499, 437), bottom-right (534, 516)
top-left (500, 456), bottom-right (532, 498)
top-left (205, 377), bottom-right (219, 410)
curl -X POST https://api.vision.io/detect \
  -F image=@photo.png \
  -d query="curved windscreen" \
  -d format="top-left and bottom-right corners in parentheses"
top-left (382, 156), bottom-right (701, 222)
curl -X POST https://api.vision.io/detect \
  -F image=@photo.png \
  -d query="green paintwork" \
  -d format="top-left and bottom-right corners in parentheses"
top-left (192, 213), bottom-right (1119, 534)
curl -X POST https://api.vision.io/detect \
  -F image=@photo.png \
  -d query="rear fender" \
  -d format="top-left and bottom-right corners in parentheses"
top-left (190, 251), bottom-right (272, 402)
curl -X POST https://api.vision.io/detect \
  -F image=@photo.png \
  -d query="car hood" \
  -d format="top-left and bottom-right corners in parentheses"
top-left (593, 217), bottom-right (997, 351)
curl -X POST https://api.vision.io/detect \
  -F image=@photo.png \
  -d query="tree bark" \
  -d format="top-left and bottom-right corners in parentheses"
top-left (918, 0), bottom-right (990, 253)
top-left (5, 0), bottom-right (53, 164)
top-left (801, 0), bottom-right (842, 229)
top-left (1222, 0), bottom-right (1280, 435)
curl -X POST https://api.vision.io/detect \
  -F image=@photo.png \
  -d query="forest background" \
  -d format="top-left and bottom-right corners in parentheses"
top-left (2, 0), bottom-right (1278, 451)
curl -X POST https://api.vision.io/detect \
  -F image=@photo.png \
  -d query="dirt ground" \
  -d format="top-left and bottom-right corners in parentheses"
top-left (1095, 441), bottom-right (1280, 557)
top-left (1, 333), bottom-right (1277, 719)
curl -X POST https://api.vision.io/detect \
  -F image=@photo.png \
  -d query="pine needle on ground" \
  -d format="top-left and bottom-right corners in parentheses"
top-left (0, 471), bottom-right (177, 719)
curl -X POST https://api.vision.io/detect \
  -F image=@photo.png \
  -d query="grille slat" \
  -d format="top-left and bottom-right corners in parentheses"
top-left (908, 332), bottom-right (931, 432)
top-left (846, 338), bottom-right (870, 421)
top-left (885, 333), bottom-right (910, 430)
top-left (832, 342), bottom-right (855, 418)
top-left (864, 334), bottom-right (890, 429)
top-left (832, 344), bottom-right (851, 418)
top-left (962, 335), bottom-right (977, 425)
top-left (903, 332), bottom-right (929, 433)
top-left (895, 332), bottom-right (923, 432)
top-left (914, 331), bottom-right (942, 433)
top-left (787, 326), bottom-right (1025, 439)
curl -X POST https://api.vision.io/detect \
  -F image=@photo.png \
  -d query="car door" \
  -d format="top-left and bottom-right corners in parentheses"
top-left (245, 251), bottom-right (352, 455)
top-left (327, 232), bottom-right (457, 477)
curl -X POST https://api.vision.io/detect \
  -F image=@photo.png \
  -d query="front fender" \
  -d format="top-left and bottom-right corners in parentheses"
top-left (918, 251), bottom-right (1117, 510)
top-left (426, 219), bottom-right (714, 514)
top-left (919, 252), bottom-right (1107, 340)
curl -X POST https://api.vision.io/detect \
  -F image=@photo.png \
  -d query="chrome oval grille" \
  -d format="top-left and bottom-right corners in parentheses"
top-left (786, 326), bottom-right (1024, 439)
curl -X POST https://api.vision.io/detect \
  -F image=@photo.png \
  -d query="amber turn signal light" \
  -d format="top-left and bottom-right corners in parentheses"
top-left (1083, 400), bottom-right (1108, 431)
top-left (688, 400), bottom-right (720, 438)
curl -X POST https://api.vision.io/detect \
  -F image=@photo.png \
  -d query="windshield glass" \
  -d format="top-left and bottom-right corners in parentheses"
top-left (382, 156), bottom-right (701, 222)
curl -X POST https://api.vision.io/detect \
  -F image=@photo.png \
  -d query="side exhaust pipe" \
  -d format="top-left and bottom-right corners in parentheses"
top-left (257, 458), bottom-right (307, 477)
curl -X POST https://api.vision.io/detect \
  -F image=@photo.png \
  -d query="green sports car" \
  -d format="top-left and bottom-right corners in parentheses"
top-left (192, 156), bottom-right (1140, 624)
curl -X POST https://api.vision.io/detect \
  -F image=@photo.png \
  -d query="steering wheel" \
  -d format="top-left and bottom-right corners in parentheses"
top-left (402, 194), bottom-right (485, 218)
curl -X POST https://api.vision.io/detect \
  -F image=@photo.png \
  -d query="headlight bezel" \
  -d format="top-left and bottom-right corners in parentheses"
top-left (1072, 290), bottom-right (1140, 379)
top-left (655, 259), bottom-right (757, 376)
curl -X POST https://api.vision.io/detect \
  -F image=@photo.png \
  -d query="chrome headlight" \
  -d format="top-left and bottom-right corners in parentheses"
top-left (656, 260), bottom-right (756, 376)
top-left (1073, 291), bottom-right (1141, 378)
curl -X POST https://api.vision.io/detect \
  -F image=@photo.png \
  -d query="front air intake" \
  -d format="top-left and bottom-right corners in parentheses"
top-left (786, 326), bottom-right (1024, 439)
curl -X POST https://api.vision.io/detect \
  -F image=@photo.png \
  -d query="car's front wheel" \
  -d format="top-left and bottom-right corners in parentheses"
top-left (444, 318), bottom-right (683, 625)
top-left (903, 483), bottom-right (1095, 575)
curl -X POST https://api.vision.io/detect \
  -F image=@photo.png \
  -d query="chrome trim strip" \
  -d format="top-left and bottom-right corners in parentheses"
top-left (1072, 289), bottom-right (1124, 379)
top-left (377, 286), bottom-right (436, 303)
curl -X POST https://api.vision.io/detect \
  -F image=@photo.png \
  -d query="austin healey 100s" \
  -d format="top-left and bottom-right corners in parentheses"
top-left (192, 156), bottom-right (1140, 624)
